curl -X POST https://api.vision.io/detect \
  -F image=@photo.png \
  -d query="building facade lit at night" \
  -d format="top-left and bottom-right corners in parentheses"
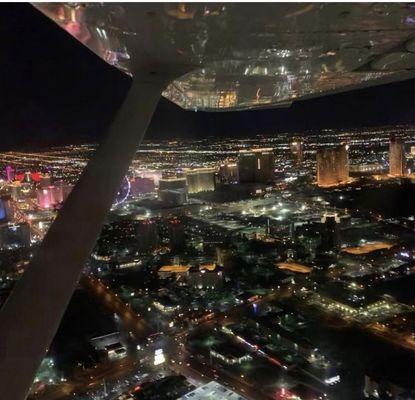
top-left (389, 135), bottom-right (406, 177)
top-left (317, 144), bottom-right (349, 187)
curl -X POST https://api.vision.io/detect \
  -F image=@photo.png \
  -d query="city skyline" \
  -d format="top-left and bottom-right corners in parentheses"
top-left (4, 3), bottom-right (415, 400)
top-left (2, 126), bottom-right (415, 400)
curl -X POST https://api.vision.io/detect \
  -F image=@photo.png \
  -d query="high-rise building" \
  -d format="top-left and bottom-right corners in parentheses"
top-left (37, 187), bottom-right (53, 209)
top-left (185, 168), bottom-right (216, 194)
top-left (215, 245), bottom-right (234, 274)
top-left (238, 148), bottom-right (275, 184)
top-left (168, 218), bottom-right (186, 251)
top-left (158, 177), bottom-right (187, 192)
top-left (238, 152), bottom-right (256, 183)
top-left (135, 219), bottom-right (158, 253)
top-left (36, 182), bottom-right (73, 209)
top-left (290, 139), bottom-right (303, 165)
top-left (218, 162), bottom-right (239, 184)
top-left (130, 176), bottom-right (155, 197)
top-left (0, 196), bottom-right (14, 223)
top-left (58, 181), bottom-right (73, 203)
top-left (5, 165), bottom-right (15, 182)
top-left (389, 135), bottom-right (406, 177)
top-left (158, 177), bottom-right (188, 206)
top-left (50, 181), bottom-right (73, 205)
top-left (39, 173), bottom-right (52, 189)
top-left (320, 213), bottom-right (341, 251)
top-left (9, 181), bottom-right (22, 201)
top-left (317, 144), bottom-right (349, 187)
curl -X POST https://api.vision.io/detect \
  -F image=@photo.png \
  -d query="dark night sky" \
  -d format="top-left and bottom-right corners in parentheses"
top-left (2, 3), bottom-right (415, 150)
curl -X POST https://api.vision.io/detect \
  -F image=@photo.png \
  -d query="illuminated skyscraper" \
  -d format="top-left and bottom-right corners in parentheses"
top-left (5, 165), bottom-right (15, 182)
top-left (36, 183), bottom-right (73, 209)
top-left (290, 139), bottom-right (303, 165)
top-left (317, 144), bottom-right (349, 187)
top-left (389, 135), bottom-right (406, 176)
top-left (238, 148), bottom-right (274, 184)
top-left (56, 181), bottom-right (73, 204)
top-left (185, 168), bottom-right (216, 194)
top-left (36, 188), bottom-right (53, 209)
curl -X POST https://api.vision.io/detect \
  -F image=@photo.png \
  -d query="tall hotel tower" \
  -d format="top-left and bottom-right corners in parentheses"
top-left (317, 144), bottom-right (349, 187)
top-left (238, 148), bottom-right (275, 184)
top-left (290, 139), bottom-right (304, 165)
top-left (389, 135), bottom-right (406, 177)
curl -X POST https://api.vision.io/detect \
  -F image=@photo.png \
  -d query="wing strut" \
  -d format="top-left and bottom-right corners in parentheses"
top-left (0, 73), bottom-right (167, 400)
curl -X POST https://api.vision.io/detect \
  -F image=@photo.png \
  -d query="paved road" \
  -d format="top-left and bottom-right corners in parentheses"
top-left (31, 283), bottom-right (292, 400)
top-left (81, 275), bottom-right (153, 340)
top-left (29, 357), bottom-right (143, 400)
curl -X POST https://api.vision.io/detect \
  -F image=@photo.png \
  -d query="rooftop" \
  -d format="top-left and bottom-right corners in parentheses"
top-left (342, 241), bottom-right (394, 255)
top-left (159, 265), bottom-right (191, 273)
top-left (277, 262), bottom-right (312, 274)
top-left (178, 381), bottom-right (247, 400)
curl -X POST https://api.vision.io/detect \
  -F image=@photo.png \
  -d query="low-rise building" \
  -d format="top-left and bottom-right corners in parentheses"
top-left (209, 342), bottom-right (251, 365)
top-left (178, 381), bottom-right (247, 400)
